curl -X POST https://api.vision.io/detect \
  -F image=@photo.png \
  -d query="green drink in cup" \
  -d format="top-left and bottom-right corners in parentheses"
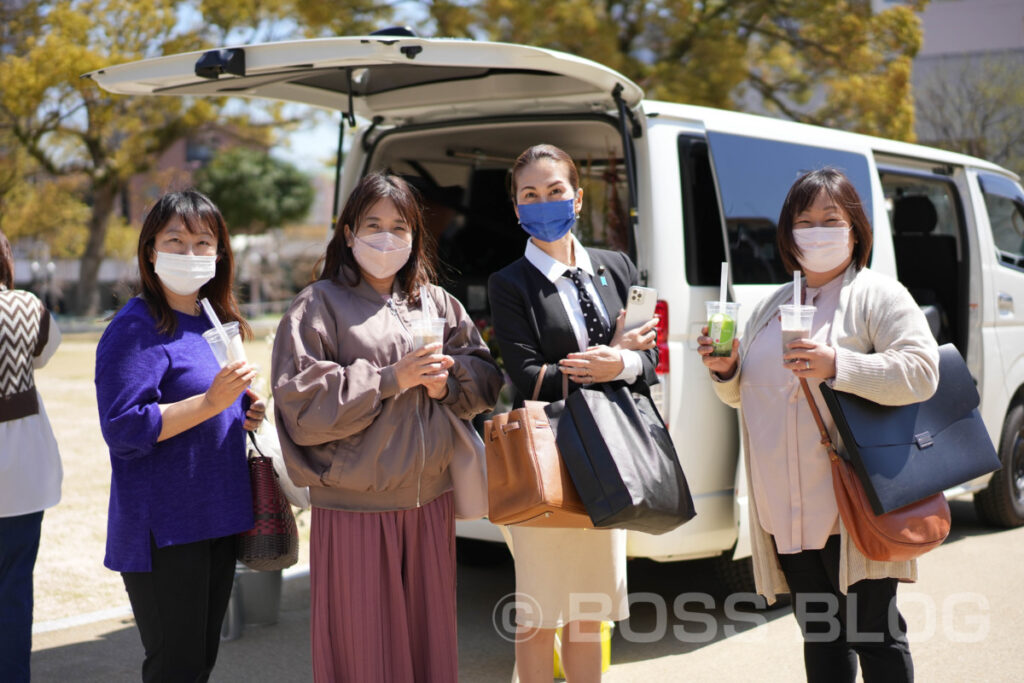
top-left (706, 301), bottom-right (740, 357)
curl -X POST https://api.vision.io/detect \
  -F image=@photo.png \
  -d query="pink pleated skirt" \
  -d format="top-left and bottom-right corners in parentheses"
top-left (310, 491), bottom-right (457, 683)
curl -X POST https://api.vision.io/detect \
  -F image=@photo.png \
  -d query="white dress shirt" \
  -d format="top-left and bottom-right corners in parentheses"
top-left (524, 236), bottom-right (642, 383)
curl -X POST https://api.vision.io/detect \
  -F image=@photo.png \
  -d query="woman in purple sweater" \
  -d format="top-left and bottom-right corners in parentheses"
top-left (95, 190), bottom-right (265, 682)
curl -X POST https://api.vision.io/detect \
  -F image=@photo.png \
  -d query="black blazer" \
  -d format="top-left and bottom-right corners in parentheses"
top-left (488, 247), bottom-right (658, 404)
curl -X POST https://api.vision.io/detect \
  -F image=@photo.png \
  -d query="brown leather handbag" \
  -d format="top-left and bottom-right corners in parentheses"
top-left (799, 378), bottom-right (950, 562)
top-left (484, 365), bottom-right (591, 527)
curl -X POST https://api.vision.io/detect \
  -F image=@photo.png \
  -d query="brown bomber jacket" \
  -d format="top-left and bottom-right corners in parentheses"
top-left (271, 273), bottom-right (502, 511)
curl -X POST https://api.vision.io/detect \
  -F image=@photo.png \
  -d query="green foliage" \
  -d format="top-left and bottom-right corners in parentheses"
top-left (411, 0), bottom-right (928, 141)
top-left (0, 0), bottom-right (222, 311)
top-left (0, 0), bottom-right (932, 313)
top-left (194, 147), bottom-right (314, 233)
top-left (0, 0), bottom-right (279, 312)
top-left (197, 0), bottom-right (930, 141)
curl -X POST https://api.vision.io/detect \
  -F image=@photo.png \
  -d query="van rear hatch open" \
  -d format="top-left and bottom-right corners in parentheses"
top-left (84, 36), bottom-right (643, 126)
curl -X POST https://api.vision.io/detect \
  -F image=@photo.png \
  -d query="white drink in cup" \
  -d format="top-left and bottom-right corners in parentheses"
top-left (778, 304), bottom-right (816, 361)
top-left (409, 317), bottom-right (446, 350)
top-left (201, 321), bottom-right (247, 368)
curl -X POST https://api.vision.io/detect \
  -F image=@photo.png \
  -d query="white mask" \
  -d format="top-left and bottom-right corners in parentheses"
top-left (153, 251), bottom-right (217, 295)
top-left (793, 227), bottom-right (852, 273)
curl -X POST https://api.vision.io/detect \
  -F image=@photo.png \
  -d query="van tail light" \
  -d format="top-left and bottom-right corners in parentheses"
top-left (652, 300), bottom-right (670, 426)
top-left (655, 300), bottom-right (669, 374)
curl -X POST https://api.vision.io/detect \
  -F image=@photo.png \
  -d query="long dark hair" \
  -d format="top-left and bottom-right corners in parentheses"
top-left (318, 172), bottom-right (437, 304)
top-left (137, 190), bottom-right (251, 339)
top-left (777, 167), bottom-right (873, 274)
top-left (0, 230), bottom-right (12, 290)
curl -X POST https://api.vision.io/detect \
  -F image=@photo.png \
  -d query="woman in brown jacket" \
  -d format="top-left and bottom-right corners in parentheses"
top-left (271, 173), bottom-right (502, 682)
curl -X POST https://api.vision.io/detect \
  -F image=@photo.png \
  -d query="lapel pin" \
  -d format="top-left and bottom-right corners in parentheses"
top-left (598, 264), bottom-right (608, 287)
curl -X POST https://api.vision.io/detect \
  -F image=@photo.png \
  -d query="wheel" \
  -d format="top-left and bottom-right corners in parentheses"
top-left (709, 550), bottom-right (790, 609)
top-left (710, 552), bottom-right (756, 597)
top-left (974, 403), bottom-right (1024, 528)
top-left (455, 537), bottom-right (511, 566)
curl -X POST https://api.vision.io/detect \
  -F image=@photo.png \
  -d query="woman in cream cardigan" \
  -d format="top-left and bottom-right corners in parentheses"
top-left (698, 167), bottom-right (938, 683)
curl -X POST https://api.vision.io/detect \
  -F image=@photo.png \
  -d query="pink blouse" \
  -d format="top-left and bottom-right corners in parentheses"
top-left (740, 275), bottom-right (844, 554)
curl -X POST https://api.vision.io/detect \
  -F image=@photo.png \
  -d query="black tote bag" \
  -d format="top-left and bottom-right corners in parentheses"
top-left (545, 382), bottom-right (696, 534)
top-left (819, 343), bottom-right (1000, 515)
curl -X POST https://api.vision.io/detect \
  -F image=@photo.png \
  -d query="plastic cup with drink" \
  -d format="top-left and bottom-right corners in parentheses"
top-left (199, 298), bottom-right (248, 367)
top-left (779, 304), bottom-right (816, 361)
top-left (201, 321), bottom-right (247, 367)
top-left (409, 317), bottom-right (446, 350)
top-left (706, 301), bottom-right (740, 357)
top-left (780, 270), bottom-right (815, 363)
top-left (706, 262), bottom-right (739, 357)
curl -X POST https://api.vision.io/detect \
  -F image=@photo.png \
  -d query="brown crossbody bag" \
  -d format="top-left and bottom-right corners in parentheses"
top-left (798, 377), bottom-right (950, 562)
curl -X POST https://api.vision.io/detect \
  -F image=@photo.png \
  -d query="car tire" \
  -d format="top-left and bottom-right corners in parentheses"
top-left (974, 403), bottom-right (1024, 528)
top-left (710, 550), bottom-right (790, 610)
top-left (455, 537), bottom-right (511, 566)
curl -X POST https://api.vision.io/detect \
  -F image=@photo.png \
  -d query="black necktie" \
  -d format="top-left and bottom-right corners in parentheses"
top-left (564, 268), bottom-right (612, 346)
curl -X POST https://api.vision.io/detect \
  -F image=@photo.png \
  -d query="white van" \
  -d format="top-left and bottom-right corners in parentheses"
top-left (89, 35), bottom-right (1024, 591)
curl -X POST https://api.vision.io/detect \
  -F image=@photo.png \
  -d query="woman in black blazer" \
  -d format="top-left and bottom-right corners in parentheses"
top-left (488, 144), bottom-right (658, 683)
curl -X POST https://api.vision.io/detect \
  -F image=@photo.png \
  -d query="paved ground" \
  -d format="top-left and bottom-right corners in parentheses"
top-left (30, 499), bottom-right (1024, 682)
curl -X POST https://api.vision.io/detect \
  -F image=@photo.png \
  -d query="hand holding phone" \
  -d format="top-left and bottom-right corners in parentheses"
top-left (623, 286), bottom-right (657, 332)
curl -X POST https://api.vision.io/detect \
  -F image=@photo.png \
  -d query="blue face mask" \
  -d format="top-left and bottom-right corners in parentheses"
top-left (517, 198), bottom-right (576, 242)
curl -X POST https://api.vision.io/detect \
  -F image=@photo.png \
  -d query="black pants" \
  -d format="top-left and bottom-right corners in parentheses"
top-left (122, 535), bottom-right (237, 683)
top-left (0, 511), bottom-right (43, 683)
top-left (776, 535), bottom-right (913, 683)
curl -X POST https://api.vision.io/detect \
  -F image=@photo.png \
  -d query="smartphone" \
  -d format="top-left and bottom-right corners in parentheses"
top-left (623, 286), bottom-right (658, 332)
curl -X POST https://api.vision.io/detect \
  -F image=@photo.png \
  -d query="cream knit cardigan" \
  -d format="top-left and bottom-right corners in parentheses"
top-left (712, 264), bottom-right (940, 603)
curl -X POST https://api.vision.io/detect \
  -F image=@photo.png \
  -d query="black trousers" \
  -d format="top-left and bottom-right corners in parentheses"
top-left (122, 535), bottom-right (237, 683)
top-left (776, 535), bottom-right (913, 683)
top-left (0, 511), bottom-right (44, 683)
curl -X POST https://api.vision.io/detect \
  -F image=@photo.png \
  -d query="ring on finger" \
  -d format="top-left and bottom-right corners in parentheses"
top-left (804, 360), bottom-right (811, 370)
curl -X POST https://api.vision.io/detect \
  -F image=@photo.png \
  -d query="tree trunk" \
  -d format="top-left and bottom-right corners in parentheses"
top-left (78, 183), bottom-right (117, 316)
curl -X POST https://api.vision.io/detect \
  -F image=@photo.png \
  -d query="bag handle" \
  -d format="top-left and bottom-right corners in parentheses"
top-left (798, 378), bottom-right (841, 463)
top-left (531, 364), bottom-right (569, 401)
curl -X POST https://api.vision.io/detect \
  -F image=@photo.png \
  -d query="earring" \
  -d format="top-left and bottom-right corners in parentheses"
top-left (574, 213), bottom-right (580, 220)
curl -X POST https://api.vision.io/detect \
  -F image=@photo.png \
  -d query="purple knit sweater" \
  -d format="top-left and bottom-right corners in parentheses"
top-left (95, 297), bottom-right (253, 572)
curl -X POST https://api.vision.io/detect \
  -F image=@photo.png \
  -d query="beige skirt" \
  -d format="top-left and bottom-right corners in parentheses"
top-left (504, 525), bottom-right (629, 629)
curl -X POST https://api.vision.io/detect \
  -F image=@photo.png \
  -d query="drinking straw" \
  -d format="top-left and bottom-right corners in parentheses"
top-left (420, 285), bottom-right (431, 316)
top-left (719, 262), bottom-right (728, 305)
top-left (200, 297), bottom-right (236, 363)
top-left (792, 270), bottom-right (800, 306)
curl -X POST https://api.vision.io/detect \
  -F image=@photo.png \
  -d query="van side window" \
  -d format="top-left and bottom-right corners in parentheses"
top-left (678, 135), bottom-right (725, 286)
top-left (879, 170), bottom-right (966, 346)
top-left (705, 132), bottom-right (874, 284)
top-left (978, 173), bottom-right (1024, 270)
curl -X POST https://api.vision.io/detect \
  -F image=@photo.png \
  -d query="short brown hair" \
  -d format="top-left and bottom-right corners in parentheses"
top-left (777, 167), bottom-right (873, 274)
top-left (0, 230), bottom-right (13, 290)
top-left (137, 190), bottom-right (251, 339)
top-left (318, 173), bottom-right (437, 304)
top-left (509, 144), bottom-right (580, 199)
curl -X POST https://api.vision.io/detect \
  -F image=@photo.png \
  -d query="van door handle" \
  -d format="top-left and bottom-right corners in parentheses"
top-left (998, 292), bottom-right (1014, 314)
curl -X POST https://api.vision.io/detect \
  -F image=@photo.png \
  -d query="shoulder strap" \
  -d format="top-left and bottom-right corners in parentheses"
top-left (798, 378), bottom-right (841, 462)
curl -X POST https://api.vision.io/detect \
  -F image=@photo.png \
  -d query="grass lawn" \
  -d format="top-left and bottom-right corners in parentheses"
top-left (33, 329), bottom-right (311, 623)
